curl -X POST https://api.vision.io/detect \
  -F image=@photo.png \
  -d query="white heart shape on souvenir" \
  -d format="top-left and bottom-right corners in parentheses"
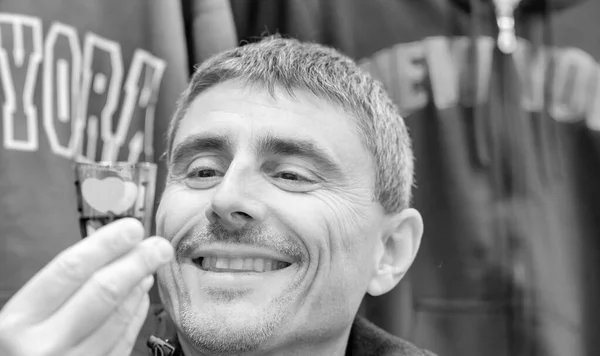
top-left (81, 177), bottom-right (139, 214)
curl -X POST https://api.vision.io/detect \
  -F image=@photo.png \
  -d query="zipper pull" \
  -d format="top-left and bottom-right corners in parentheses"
top-left (147, 335), bottom-right (178, 356)
top-left (493, 0), bottom-right (521, 54)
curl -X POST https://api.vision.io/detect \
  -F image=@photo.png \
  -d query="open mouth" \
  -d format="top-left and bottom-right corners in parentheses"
top-left (193, 256), bottom-right (292, 273)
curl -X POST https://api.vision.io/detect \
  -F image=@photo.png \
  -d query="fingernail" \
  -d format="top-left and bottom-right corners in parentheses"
top-left (120, 218), bottom-right (144, 243)
top-left (141, 275), bottom-right (154, 291)
top-left (154, 238), bottom-right (174, 262)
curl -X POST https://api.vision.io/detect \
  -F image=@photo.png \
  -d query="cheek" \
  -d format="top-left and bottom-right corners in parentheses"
top-left (316, 192), bottom-right (381, 289)
top-left (156, 184), bottom-right (209, 238)
top-left (278, 189), bottom-right (379, 275)
top-left (317, 190), bottom-right (378, 253)
top-left (278, 193), bottom-right (379, 323)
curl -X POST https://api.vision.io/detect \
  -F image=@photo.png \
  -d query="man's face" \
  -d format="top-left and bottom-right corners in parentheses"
top-left (155, 80), bottom-right (390, 354)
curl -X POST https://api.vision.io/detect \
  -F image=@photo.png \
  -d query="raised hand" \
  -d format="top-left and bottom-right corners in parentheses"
top-left (0, 218), bottom-right (174, 356)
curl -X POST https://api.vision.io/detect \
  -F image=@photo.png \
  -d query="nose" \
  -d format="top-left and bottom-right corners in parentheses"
top-left (204, 169), bottom-right (267, 231)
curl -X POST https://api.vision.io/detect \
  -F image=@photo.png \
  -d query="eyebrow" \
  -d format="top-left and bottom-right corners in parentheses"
top-left (170, 134), bottom-right (233, 165)
top-left (255, 134), bottom-right (343, 178)
top-left (170, 132), bottom-right (343, 178)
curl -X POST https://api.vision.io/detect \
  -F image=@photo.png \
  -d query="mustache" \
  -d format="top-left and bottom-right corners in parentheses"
top-left (176, 221), bottom-right (305, 261)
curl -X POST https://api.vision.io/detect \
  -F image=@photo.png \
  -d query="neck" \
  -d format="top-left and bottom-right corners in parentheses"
top-left (178, 324), bottom-right (353, 356)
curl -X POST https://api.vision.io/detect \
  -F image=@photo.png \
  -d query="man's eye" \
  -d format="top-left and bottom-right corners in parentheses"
top-left (274, 171), bottom-right (313, 183)
top-left (186, 167), bottom-right (224, 180)
top-left (277, 172), bottom-right (300, 181)
top-left (183, 167), bottom-right (223, 189)
top-left (189, 169), bottom-right (218, 178)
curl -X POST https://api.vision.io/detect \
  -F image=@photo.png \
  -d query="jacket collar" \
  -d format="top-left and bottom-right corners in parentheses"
top-left (141, 305), bottom-right (435, 356)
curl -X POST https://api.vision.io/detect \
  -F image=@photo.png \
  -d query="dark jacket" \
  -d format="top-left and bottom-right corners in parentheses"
top-left (132, 305), bottom-right (437, 356)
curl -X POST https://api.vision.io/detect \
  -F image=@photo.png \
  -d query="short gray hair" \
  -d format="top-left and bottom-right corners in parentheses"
top-left (166, 36), bottom-right (414, 213)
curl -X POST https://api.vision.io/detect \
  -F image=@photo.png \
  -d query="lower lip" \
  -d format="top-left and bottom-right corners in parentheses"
top-left (181, 260), bottom-right (300, 289)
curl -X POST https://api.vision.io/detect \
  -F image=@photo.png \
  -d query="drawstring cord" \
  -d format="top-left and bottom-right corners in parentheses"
top-left (470, 0), bottom-right (491, 167)
top-left (539, 0), bottom-right (562, 183)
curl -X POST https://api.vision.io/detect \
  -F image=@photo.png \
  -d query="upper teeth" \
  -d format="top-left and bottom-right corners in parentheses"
top-left (197, 256), bottom-right (290, 272)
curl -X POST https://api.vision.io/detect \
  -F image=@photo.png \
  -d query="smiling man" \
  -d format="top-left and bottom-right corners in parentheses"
top-left (0, 36), bottom-right (433, 356)
top-left (142, 36), bottom-right (432, 356)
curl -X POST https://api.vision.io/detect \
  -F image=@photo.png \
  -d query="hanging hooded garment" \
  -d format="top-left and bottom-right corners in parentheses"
top-left (0, 0), bottom-right (237, 309)
top-left (230, 0), bottom-right (600, 355)
top-left (0, 0), bottom-right (188, 308)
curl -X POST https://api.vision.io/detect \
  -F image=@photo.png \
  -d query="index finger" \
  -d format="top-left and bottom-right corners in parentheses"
top-left (3, 218), bottom-right (144, 320)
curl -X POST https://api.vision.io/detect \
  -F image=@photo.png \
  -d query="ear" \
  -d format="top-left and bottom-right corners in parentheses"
top-left (367, 208), bottom-right (424, 297)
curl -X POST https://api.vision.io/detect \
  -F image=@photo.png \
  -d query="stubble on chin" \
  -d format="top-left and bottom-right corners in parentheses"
top-left (177, 293), bottom-right (292, 354)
